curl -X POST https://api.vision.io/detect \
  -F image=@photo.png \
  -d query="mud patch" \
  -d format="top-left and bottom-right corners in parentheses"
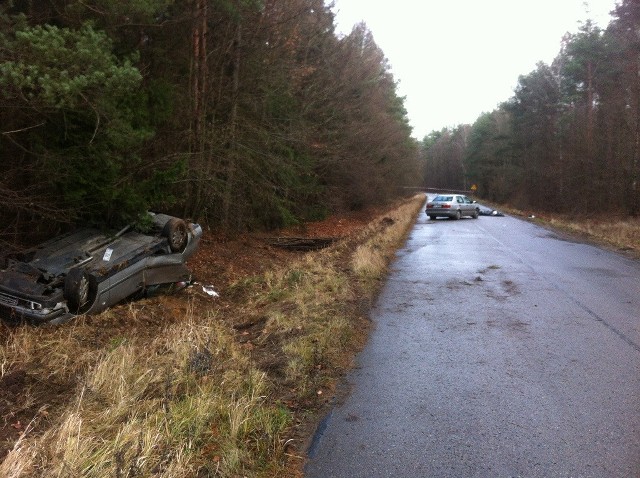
top-left (0, 369), bottom-right (72, 459)
top-left (446, 279), bottom-right (478, 290)
top-left (485, 282), bottom-right (520, 302)
top-left (474, 265), bottom-right (521, 302)
top-left (478, 265), bottom-right (501, 274)
top-left (501, 280), bottom-right (520, 295)
top-left (486, 317), bottom-right (531, 336)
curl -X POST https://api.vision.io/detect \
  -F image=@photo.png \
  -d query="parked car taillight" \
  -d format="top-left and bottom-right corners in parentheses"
top-left (441, 204), bottom-right (451, 208)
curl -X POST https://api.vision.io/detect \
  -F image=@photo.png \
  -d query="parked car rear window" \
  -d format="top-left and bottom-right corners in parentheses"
top-left (434, 196), bottom-right (453, 201)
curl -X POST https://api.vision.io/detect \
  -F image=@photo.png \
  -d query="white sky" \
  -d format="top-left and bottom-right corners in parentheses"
top-left (330, 0), bottom-right (619, 139)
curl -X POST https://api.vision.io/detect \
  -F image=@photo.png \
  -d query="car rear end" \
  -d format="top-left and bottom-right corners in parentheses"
top-left (426, 195), bottom-right (457, 219)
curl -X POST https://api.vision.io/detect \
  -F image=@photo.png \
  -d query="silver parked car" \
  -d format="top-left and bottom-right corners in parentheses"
top-left (426, 194), bottom-right (480, 220)
top-left (0, 213), bottom-right (202, 324)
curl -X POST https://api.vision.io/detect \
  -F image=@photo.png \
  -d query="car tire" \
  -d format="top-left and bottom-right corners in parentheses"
top-left (163, 218), bottom-right (189, 253)
top-left (64, 269), bottom-right (97, 314)
top-left (472, 209), bottom-right (479, 219)
top-left (452, 210), bottom-right (461, 220)
top-left (428, 215), bottom-right (436, 220)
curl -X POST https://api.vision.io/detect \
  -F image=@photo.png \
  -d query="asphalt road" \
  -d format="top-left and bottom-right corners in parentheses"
top-left (304, 205), bottom-right (640, 477)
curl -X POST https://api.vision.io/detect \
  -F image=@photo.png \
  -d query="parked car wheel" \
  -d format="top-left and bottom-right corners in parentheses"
top-left (428, 215), bottom-right (436, 220)
top-left (163, 218), bottom-right (188, 252)
top-left (64, 269), bottom-right (96, 313)
top-left (451, 210), bottom-right (462, 220)
top-left (472, 209), bottom-right (479, 219)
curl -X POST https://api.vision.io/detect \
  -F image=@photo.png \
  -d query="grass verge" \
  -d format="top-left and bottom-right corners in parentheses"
top-left (0, 194), bottom-right (425, 477)
top-left (544, 216), bottom-right (640, 254)
top-left (496, 204), bottom-right (640, 255)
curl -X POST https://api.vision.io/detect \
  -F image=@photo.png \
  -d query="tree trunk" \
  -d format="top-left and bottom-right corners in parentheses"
top-left (186, 0), bottom-right (208, 219)
top-left (223, 23), bottom-right (241, 227)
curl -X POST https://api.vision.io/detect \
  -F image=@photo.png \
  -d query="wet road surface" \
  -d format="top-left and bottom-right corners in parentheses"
top-left (304, 207), bottom-right (640, 477)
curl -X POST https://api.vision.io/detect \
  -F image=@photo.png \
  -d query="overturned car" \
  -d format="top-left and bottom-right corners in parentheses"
top-left (0, 213), bottom-right (202, 324)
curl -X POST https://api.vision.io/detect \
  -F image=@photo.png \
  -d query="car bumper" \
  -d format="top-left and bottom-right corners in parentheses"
top-left (426, 208), bottom-right (456, 217)
top-left (0, 301), bottom-right (70, 323)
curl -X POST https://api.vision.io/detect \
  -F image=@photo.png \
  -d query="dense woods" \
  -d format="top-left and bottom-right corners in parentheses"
top-left (422, 0), bottom-right (640, 217)
top-left (0, 0), bottom-right (420, 244)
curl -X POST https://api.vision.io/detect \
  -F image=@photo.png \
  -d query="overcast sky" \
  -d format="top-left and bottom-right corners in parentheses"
top-left (330, 0), bottom-right (619, 139)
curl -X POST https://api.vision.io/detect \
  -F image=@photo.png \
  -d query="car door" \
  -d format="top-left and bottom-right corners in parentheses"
top-left (462, 196), bottom-right (473, 215)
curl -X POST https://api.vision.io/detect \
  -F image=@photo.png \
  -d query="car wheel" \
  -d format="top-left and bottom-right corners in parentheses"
top-left (64, 269), bottom-right (97, 314)
top-left (472, 208), bottom-right (479, 219)
top-left (452, 210), bottom-right (461, 220)
top-left (163, 218), bottom-right (189, 253)
top-left (428, 215), bottom-right (436, 220)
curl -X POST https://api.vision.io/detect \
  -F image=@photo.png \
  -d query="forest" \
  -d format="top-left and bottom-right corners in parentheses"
top-left (0, 0), bottom-right (421, 245)
top-left (422, 0), bottom-right (640, 217)
top-left (4, 0), bottom-right (639, 250)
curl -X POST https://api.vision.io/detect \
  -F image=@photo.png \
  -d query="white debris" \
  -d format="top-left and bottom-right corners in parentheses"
top-left (103, 248), bottom-right (113, 261)
top-left (202, 285), bottom-right (219, 298)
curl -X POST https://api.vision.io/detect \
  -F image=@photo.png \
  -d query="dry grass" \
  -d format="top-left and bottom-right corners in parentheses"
top-left (546, 216), bottom-right (640, 253)
top-left (501, 208), bottom-right (640, 255)
top-left (0, 194), bottom-right (425, 477)
top-left (351, 199), bottom-right (423, 282)
top-left (483, 200), bottom-right (640, 255)
top-left (1, 315), bottom-right (291, 477)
